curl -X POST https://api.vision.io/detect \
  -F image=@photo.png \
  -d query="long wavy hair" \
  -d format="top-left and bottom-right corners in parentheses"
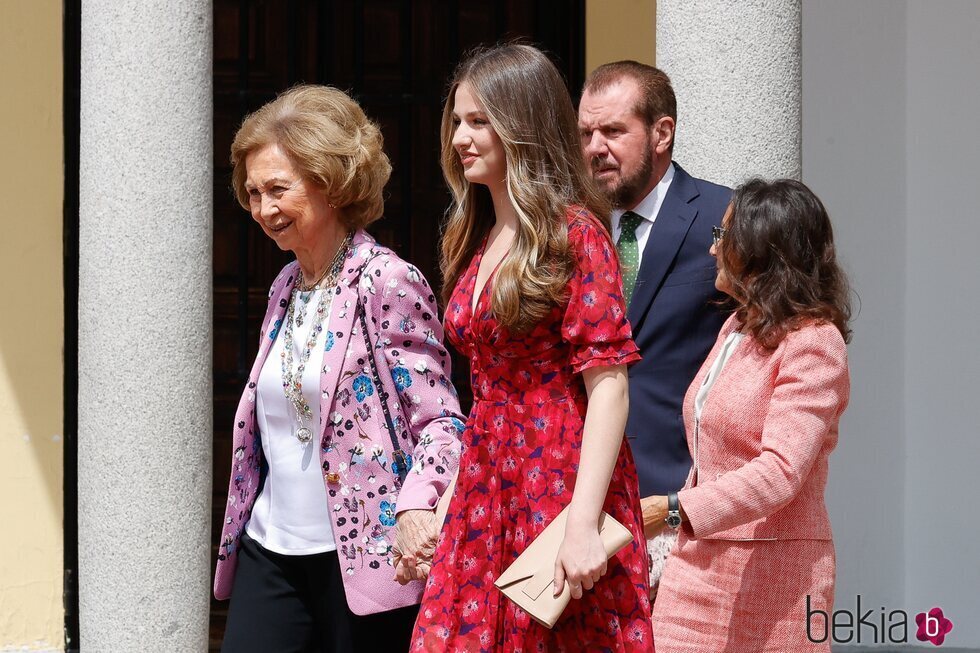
top-left (439, 44), bottom-right (610, 332)
top-left (720, 178), bottom-right (852, 349)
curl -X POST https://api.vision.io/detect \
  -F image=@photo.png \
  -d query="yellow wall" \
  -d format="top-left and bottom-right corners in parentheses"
top-left (0, 2), bottom-right (65, 650)
top-left (586, 0), bottom-right (657, 76)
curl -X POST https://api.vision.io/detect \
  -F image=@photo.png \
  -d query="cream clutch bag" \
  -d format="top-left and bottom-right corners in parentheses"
top-left (494, 507), bottom-right (633, 629)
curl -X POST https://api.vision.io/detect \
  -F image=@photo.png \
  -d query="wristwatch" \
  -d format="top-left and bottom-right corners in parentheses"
top-left (666, 492), bottom-right (682, 529)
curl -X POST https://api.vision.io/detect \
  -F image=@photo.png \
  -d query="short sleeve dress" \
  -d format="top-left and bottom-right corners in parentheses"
top-left (410, 208), bottom-right (654, 652)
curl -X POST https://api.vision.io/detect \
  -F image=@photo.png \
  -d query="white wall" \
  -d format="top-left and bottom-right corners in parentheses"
top-left (804, 1), bottom-right (980, 649)
top-left (904, 1), bottom-right (980, 647)
top-left (803, 0), bottom-right (907, 616)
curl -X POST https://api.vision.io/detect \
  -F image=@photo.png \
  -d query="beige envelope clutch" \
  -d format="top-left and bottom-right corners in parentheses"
top-left (494, 507), bottom-right (633, 629)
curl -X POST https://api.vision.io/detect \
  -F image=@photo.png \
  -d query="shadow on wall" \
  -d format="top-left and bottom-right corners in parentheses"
top-left (0, 260), bottom-right (65, 521)
top-left (0, 0), bottom-right (66, 527)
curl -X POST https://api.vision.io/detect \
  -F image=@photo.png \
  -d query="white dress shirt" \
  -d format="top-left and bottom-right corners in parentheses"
top-left (611, 162), bottom-right (676, 257)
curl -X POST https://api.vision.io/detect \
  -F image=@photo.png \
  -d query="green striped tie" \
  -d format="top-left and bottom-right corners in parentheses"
top-left (616, 211), bottom-right (644, 306)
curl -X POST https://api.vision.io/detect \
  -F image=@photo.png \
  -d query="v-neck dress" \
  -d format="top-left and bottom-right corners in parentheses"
top-left (411, 209), bottom-right (654, 652)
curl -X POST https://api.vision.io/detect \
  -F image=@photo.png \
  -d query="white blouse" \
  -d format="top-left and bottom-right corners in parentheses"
top-left (692, 331), bottom-right (744, 481)
top-left (245, 288), bottom-right (336, 555)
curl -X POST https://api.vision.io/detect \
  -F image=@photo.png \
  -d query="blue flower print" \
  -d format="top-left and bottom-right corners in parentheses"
top-left (352, 375), bottom-right (374, 402)
top-left (379, 500), bottom-right (397, 527)
top-left (449, 417), bottom-right (465, 434)
top-left (391, 452), bottom-right (413, 479)
top-left (325, 331), bottom-right (335, 351)
top-left (268, 318), bottom-right (282, 341)
top-left (392, 366), bottom-right (412, 392)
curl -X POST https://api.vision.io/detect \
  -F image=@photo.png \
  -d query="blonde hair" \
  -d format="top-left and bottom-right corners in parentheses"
top-left (230, 84), bottom-right (391, 230)
top-left (440, 44), bottom-right (610, 332)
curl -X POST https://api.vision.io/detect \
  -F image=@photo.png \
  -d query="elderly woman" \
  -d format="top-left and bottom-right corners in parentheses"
top-left (213, 85), bottom-right (463, 652)
top-left (648, 178), bottom-right (851, 652)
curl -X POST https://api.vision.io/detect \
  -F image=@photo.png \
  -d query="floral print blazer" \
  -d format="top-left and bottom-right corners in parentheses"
top-left (214, 229), bottom-right (464, 615)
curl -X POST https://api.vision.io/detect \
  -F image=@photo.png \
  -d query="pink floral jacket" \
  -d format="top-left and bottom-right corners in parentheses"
top-left (214, 230), bottom-right (464, 615)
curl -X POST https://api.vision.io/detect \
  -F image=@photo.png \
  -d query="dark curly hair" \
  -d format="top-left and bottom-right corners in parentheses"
top-left (720, 178), bottom-right (852, 349)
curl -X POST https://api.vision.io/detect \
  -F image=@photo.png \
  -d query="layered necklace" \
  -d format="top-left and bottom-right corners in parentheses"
top-left (280, 231), bottom-right (353, 444)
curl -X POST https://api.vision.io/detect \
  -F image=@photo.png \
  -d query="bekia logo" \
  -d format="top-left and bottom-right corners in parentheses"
top-left (916, 607), bottom-right (954, 646)
top-left (806, 595), bottom-right (954, 646)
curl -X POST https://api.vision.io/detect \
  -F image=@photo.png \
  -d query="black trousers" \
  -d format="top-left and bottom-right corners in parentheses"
top-left (221, 533), bottom-right (419, 653)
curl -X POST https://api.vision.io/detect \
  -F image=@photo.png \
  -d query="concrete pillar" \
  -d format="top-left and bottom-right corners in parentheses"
top-left (657, 0), bottom-right (802, 187)
top-left (78, 2), bottom-right (212, 650)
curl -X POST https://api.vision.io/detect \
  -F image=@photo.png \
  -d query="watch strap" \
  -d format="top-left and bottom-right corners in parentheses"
top-left (666, 492), bottom-right (682, 529)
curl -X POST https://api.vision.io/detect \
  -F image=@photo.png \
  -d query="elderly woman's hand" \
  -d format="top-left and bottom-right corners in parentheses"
top-left (392, 509), bottom-right (439, 585)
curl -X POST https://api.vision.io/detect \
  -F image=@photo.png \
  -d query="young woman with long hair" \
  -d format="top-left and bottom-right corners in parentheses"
top-left (408, 44), bottom-right (654, 652)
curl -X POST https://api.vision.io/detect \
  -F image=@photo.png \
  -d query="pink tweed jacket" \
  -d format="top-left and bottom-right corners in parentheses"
top-left (677, 314), bottom-right (850, 540)
top-left (213, 230), bottom-right (464, 615)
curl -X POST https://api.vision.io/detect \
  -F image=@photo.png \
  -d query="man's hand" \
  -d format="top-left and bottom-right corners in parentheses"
top-left (640, 495), bottom-right (669, 539)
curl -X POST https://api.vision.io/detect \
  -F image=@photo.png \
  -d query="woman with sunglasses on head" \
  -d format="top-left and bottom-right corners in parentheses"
top-left (648, 178), bottom-right (852, 652)
top-left (408, 44), bottom-right (654, 651)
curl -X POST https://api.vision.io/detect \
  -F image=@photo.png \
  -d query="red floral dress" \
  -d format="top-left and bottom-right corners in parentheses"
top-left (410, 209), bottom-right (654, 652)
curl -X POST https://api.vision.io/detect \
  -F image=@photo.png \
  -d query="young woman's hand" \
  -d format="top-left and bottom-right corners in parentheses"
top-left (553, 520), bottom-right (608, 599)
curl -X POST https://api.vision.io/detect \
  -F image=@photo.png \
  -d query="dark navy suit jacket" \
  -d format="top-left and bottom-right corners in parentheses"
top-left (626, 162), bottom-right (731, 496)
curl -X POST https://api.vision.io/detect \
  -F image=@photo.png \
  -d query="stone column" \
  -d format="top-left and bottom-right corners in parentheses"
top-left (78, 2), bottom-right (212, 650)
top-left (657, 0), bottom-right (802, 187)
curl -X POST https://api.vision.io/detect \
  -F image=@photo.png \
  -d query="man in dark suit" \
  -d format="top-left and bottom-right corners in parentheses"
top-left (578, 61), bottom-right (731, 593)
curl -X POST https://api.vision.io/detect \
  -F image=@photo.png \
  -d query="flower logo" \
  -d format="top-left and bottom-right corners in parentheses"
top-left (915, 607), bottom-right (953, 646)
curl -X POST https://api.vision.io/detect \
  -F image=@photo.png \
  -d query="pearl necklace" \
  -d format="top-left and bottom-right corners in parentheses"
top-left (280, 232), bottom-right (352, 444)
